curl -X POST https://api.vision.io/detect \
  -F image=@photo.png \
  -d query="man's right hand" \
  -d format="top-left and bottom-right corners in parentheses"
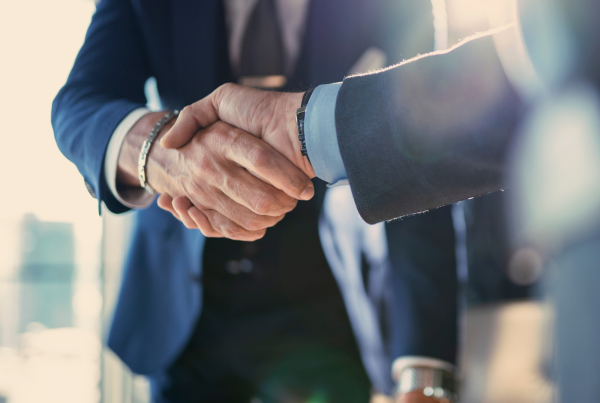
top-left (116, 112), bottom-right (315, 241)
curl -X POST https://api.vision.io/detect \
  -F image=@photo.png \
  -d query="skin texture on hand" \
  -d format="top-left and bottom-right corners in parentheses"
top-left (116, 111), bottom-right (314, 241)
top-left (161, 83), bottom-right (313, 178)
top-left (158, 84), bottom-right (315, 237)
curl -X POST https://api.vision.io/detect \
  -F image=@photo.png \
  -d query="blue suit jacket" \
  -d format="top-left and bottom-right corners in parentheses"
top-left (52, 0), bottom-right (455, 383)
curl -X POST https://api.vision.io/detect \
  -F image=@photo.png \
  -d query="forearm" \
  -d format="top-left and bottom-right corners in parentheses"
top-left (51, 0), bottom-right (151, 214)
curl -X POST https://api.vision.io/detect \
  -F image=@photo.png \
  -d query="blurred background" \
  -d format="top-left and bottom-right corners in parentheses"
top-left (0, 0), bottom-right (554, 402)
top-left (0, 1), bottom-right (102, 402)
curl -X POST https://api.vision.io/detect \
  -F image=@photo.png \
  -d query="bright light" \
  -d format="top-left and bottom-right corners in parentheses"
top-left (0, 0), bottom-right (97, 225)
top-left (0, 1), bottom-right (102, 403)
top-left (447, 0), bottom-right (515, 34)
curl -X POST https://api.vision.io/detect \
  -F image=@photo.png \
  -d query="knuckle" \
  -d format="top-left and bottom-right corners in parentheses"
top-left (217, 82), bottom-right (235, 96)
top-left (228, 129), bottom-right (245, 149)
top-left (206, 122), bottom-right (230, 147)
top-left (199, 228), bottom-right (216, 238)
top-left (204, 229), bottom-right (219, 238)
top-left (243, 214), bottom-right (266, 231)
top-left (194, 156), bottom-right (217, 179)
top-left (211, 120), bottom-right (228, 134)
top-left (247, 146), bottom-right (270, 169)
top-left (256, 229), bottom-right (267, 240)
top-left (222, 225), bottom-right (242, 240)
top-left (247, 229), bottom-right (266, 242)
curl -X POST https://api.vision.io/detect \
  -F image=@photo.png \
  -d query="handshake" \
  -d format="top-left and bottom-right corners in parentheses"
top-left (128, 84), bottom-right (317, 241)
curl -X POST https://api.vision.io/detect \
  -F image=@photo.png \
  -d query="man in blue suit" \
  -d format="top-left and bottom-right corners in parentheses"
top-left (52, 0), bottom-right (458, 401)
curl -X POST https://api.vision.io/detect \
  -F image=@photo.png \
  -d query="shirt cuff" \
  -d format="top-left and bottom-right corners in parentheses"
top-left (104, 107), bottom-right (156, 210)
top-left (304, 83), bottom-right (349, 187)
top-left (391, 356), bottom-right (457, 382)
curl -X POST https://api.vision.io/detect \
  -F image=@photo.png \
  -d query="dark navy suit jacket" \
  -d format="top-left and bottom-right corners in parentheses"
top-left (52, 0), bottom-right (456, 382)
top-left (335, 28), bottom-right (527, 224)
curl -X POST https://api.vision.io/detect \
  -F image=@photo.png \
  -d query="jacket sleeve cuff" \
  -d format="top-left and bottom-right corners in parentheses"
top-left (304, 83), bottom-right (348, 186)
top-left (104, 107), bottom-right (156, 210)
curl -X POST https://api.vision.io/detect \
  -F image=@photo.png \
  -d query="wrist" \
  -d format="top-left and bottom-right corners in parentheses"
top-left (117, 111), bottom-right (177, 193)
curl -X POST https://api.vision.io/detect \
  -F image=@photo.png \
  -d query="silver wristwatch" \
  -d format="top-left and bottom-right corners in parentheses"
top-left (393, 357), bottom-right (459, 402)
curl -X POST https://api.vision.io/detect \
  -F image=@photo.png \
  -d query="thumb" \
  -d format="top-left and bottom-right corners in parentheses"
top-left (160, 93), bottom-right (220, 149)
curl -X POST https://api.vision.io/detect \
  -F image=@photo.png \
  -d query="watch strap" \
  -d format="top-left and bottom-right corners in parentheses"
top-left (296, 88), bottom-right (315, 159)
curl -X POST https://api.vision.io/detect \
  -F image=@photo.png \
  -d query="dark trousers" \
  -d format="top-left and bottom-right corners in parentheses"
top-left (154, 191), bottom-right (372, 403)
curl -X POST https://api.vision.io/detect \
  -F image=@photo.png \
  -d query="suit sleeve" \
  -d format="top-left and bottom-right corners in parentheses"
top-left (51, 0), bottom-right (150, 214)
top-left (335, 28), bottom-right (526, 224)
top-left (384, 206), bottom-right (458, 366)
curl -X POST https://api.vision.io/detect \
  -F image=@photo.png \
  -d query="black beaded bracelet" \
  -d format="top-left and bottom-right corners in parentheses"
top-left (295, 88), bottom-right (315, 160)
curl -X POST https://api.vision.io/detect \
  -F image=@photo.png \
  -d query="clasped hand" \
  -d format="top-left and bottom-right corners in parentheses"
top-left (154, 84), bottom-right (313, 241)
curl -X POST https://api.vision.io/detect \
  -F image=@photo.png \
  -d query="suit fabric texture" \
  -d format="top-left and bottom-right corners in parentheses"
top-left (335, 28), bottom-right (527, 224)
top-left (51, 0), bottom-right (457, 395)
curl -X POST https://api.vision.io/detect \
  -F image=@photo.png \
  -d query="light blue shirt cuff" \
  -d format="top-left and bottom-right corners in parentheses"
top-left (304, 83), bottom-right (349, 187)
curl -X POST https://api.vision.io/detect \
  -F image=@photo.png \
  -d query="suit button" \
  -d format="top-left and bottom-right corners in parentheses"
top-left (240, 259), bottom-right (253, 273)
top-left (84, 179), bottom-right (96, 199)
top-left (225, 260), bottom-right (241, 274)
top-left (225, 259), bottom-right (253, 274)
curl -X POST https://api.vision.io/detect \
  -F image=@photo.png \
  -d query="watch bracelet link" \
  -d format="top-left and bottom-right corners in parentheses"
top-left (397, 366), bottom-right (458, 402)
top-left (296, 88), bottom-right (315, 159)
top-left (138, 110), bottom-right (179, 194)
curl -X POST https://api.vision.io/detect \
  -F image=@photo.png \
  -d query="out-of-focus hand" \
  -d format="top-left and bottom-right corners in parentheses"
top-left (117, 112), bottom-right (314, 241)
top-left (161, 83), bottom-right (313, 178)
top-left (396, 392), bottom-right (442, 403)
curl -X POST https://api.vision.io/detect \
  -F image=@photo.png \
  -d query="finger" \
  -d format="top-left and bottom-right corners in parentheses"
top-left (161, 83), bottom-right (257, 149)
top-left (201, 208), bottom-right (268, 242)
top-left (157, 194), bottom-right (182, 222)
top-left (187, 185), bottom-right (286, 231)
top-left (225, 126), bottom-right (314, 201)
top-left (172, 197), bottom-right (199, 230)
top-left (186, 206), bottom-right (224, 238)
top-left (220, 163), bottom-right (300, 217)
top-left (193, 122), bottom-right (303, 215)
top-left (161, 97), bottom-right (219, 149)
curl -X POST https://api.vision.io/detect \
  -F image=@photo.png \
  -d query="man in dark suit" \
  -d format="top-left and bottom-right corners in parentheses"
top-left (162, 1), bottom-right (600, 402)
top-left (52, 0), bottom-right (458, 402)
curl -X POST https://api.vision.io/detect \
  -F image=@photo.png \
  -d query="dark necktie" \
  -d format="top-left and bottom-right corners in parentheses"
top-left (239, 0), bottom-right (286, 77)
